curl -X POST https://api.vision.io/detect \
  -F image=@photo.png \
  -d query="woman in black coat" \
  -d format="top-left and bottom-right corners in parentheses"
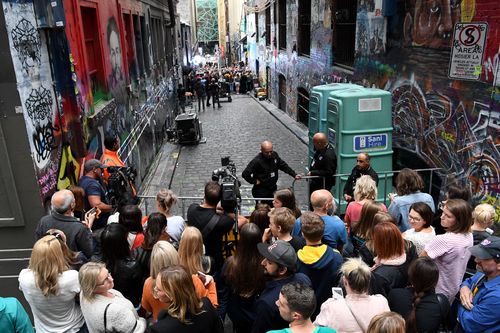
top-left (388, 257), bottom-right (450, 333)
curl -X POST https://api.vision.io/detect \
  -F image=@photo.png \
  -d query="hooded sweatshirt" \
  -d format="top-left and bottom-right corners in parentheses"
top-left (297, 244), bottom-right (343, 318)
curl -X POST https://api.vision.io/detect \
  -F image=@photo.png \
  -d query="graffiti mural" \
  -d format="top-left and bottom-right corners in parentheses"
top-left (249, 0), bottom-right (499, 209)
top-left (11, 17), bottom-right (41, 73)
top-left (2, 0), bottom-right (61, 200)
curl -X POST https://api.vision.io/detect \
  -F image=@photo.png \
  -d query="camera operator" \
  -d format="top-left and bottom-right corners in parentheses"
top-left (78, 159), bottom-right (114, 230)
top-left (100, 135), bottom-right (125, 184)
top-left (242, 140), bottom-right (302, 206)
top-left (187, 181), bottom-right (236, 274)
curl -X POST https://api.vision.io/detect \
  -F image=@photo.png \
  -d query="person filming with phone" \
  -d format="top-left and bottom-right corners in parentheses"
top-left (35, 189), bottom-right (97, 262)
top-left (315, 258), bottom-right (390, 332)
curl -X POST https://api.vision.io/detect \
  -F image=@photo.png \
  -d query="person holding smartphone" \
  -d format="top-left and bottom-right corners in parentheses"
top-left (315, 258), bottom-right (390, 332)
top-left (35, 189), bottom-right (95, 261)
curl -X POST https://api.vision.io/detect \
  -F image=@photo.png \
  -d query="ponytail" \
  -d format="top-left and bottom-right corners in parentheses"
top-left (405, 290), bottom-right (424, 333)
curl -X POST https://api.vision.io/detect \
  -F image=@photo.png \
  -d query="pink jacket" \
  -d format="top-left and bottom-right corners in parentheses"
top-left (314, 293), bottom-right (390, 333)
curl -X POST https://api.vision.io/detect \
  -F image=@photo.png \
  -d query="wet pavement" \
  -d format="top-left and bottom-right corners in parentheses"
top-left (139, 93), bottom-right (310, 217)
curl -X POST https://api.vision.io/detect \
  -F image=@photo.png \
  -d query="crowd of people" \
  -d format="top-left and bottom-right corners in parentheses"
top-left (178, 65), bottom-right (257, 113)
top-left (2, 133), bottom-right (499, 333)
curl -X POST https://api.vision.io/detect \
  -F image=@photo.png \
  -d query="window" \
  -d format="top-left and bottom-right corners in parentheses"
top-left (80, 6), bottom-right (106, 101)
top-left (140, 16), bottom-right (150, 75)
top-left (133, 14), bottom-right (146, 77)
top-left (122, 13), bottom-right (136, 82)
top-left (297, 0), bottom-right (311, 56)
top-left (278, 0), bottom-right (286, 50)
top-left (333, 0), bottom-right (357, 67)
top-left (297, 87), bottom-right (309, 126)
top-left (255, 13), bottom-right (259, 42)
top-left (265, 6), bottom-right (270, 46)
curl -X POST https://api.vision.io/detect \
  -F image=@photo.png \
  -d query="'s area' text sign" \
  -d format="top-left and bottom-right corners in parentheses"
top-left (449, 22), bottom-right (488, 81)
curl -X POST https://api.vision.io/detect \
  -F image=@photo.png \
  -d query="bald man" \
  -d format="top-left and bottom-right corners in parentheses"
top-left (308, 132), bottom-right (337, 196)
top-left (35, 189), bottom-right (94, 260)
top-left (343, 152), bottom-right (378, 202)
top-left (242, 140), bottom-right (300, 206)
top-left (292, 189), bottom-right (347, 252)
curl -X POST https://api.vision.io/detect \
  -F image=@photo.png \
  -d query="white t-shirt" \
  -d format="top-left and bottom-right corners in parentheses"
top-left (166, 215), bottom-right (186, 245)
top-left (19, 269), bottom-right (85, 333)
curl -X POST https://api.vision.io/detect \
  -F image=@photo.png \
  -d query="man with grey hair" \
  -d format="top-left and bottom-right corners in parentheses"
top-left (291, 189), bottom-right (347, 252)
top-left (35, 189), bottom-right (94, 260)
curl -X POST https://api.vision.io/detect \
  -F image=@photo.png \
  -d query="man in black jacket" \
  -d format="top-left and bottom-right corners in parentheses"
top-left (35, 189), bottom-right (94, 260)
top-left (343, 152), bottom-right (378, 202)
top-left (186, 181), bottom-right (234, 272)
top-left (242, 140), bottom-right (301, 206)
top-left (308, 132), bottom-right (337, 196)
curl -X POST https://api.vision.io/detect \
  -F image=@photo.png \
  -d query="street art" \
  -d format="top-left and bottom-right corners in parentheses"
top-left (3, 0), bottom-right (61, 201)
top-left (253, 0), bottom-right (499, 211)
top-left (11, 17), bottom-right (41, 73)
top-left (404, 0), bottom-right (461, 49)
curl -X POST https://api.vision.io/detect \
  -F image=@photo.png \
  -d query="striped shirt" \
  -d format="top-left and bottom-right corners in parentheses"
top-left (425, 232), bottom-right (473, 303)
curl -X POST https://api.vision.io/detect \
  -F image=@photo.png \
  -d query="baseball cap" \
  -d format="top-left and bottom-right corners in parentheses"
top-left (257, 240), bottom-right (297, 269)
top-left (84, 159), bottom-right (106, 173)
top-left (469, 236), bottom-right (500, 260)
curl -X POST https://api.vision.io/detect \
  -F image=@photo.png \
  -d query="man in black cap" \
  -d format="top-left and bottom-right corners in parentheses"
top-left (78, 159), bottom-right (113, 229)
top-left (457, 236), bottom-right (500, 333)
top-left (251, 240), bottom-right (311, 333)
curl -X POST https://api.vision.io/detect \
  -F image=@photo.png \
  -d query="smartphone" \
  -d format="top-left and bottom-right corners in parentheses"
top-left (332, 287), bottom-right (344, 298)
top-left (86, 207), bottom-right (97, 215)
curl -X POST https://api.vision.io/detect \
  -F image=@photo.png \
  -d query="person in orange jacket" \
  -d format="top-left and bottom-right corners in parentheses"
top-left (100, 135), bottom-right (125, 183)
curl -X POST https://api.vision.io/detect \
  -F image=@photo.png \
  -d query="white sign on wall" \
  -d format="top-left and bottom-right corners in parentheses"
top-left (448, 22), bottom-right (488, 81)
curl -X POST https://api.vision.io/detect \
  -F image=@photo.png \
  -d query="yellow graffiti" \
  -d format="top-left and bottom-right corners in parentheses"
top-left (481, 194), bottom-right (500, 223)
top-left (441, 131), bottom-right (456, 143)
top-left (473, 65), bottom-right (482, 76)
top-left (57, 145), bottom-right (81, 190)
top-left (461, 0), bottom-right (476, 22)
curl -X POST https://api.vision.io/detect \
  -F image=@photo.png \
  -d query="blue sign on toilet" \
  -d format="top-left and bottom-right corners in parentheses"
top-left (353, 134), bottom-right (388, 152)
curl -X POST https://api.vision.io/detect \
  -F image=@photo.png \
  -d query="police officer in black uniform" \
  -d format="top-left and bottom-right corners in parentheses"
top-left (308, 132), bottom-right (338, 197)
top-left (242, 140), bottom-right (301, 206)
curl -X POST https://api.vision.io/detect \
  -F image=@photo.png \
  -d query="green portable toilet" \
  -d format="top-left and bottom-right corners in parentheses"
top-left (325, 87), bottom-right (393, 213)
top-left (308, 83), bottom-right (362, 164)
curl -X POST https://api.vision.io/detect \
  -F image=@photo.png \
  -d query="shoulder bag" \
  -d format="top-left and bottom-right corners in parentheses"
top-left (436, 293), bottom-right (451, 333)
top-left (104, 303), bottom-right (137, 333)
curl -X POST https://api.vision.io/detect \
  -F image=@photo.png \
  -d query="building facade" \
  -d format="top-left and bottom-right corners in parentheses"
top-left (246, 0), bottom-right (500, 210)
top-left (0, 0), bottom-right (181, 244)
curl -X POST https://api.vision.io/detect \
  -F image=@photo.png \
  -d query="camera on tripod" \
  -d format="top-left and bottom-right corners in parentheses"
top-left (212, 156), bottom-right (241, 213)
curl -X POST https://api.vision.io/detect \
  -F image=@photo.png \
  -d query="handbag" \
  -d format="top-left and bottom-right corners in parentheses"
top-left (104, 303), bottom-right (137, 333)
top-left (436, 293), bottom-right (451, 333)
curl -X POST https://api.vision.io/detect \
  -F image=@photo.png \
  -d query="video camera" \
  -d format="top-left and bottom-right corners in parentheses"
top-left (107, 166), bottom-right (138, 206)
top-left (212, 156), bottom-right (241, 213)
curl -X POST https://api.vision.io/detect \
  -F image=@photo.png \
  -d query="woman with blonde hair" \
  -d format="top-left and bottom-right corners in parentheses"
top-left (18, 235), bottom-right (86, 333)
top-left (149, 266), bottom-right (223, 332)
top-left (141, 240), bottom-right (218, 322)
top-left (155, 188), bottom-right (185, 248)
top-left (315, 258), bottom-right (390, 332)
top-left (467, 203), bottom-right (496, 271)
top-left (79, 261), bottom-right (146, 332)
top-left (367, 312), bottom-right (405, 333)
top-left (345, 175), bottom-right (387, 232)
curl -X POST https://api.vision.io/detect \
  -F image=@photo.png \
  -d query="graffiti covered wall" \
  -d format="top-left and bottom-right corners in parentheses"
top-left (1, 0), bottom-right (178, 206)
top-left (248, 0), bottom-right (499, 208)
top-left (2, 0), bottom-right (62, 201)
